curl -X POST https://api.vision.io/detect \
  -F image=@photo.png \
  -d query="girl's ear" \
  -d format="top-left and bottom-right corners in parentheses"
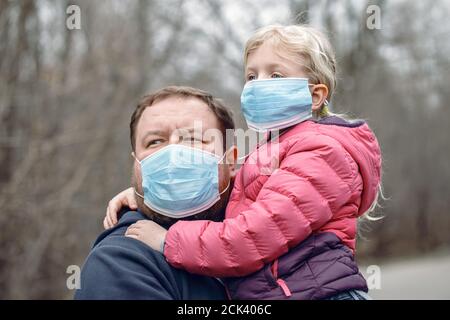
top-left (311, 84), bottom-right (329, 112)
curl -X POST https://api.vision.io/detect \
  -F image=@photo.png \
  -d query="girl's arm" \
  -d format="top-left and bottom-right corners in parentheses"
top-left (164, 134), bottom-right (359, 277)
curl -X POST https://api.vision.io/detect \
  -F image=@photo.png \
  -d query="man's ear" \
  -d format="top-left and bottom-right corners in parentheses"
top-left (225, 145), bottom-right (238, 179)
top-left (311, 84), bottom-right (329, 112)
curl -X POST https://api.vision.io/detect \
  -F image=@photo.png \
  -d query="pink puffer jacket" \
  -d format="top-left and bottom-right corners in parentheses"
top-left (164, 117), bottom-right (382, 277)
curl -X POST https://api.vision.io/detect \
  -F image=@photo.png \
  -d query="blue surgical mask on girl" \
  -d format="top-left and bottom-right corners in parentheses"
top-left (133, 144), bottom-right (230, 218)
top-left (241, 77), bottom-right (314, 131)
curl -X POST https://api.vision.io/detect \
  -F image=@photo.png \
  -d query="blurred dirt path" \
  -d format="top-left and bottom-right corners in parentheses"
top-left (362, 252), bottom-right (450, 300)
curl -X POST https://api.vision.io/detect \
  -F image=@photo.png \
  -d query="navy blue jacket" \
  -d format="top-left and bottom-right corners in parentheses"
top-left (74, 211), bottom-right (226, 300)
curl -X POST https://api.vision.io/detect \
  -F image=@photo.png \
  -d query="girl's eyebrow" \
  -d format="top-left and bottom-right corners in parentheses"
top-left (266, 62), bottom-right (288, 70)
top-left (245, 66), bottom-right (256, 73)
top-left (246, 62), bottom-right (288, 72)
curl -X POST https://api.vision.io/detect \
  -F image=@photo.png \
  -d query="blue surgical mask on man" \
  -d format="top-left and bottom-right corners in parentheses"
top-left (133, 144), bottom-right (230, 218)
top-left (240, 78), bottom-right (314, 131)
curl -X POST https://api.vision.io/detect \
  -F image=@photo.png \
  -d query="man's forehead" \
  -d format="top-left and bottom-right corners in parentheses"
top-left (137, 97), bottom-right (220, 134)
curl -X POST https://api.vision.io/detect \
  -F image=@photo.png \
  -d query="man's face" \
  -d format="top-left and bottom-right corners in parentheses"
top-left (132, 96), bottom-right (237, 226)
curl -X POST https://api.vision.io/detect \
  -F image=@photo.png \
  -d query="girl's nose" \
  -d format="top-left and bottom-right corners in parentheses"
top-left (257, 74), bottom-right (270, 80)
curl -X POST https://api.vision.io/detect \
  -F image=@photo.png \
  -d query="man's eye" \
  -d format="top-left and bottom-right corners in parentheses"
top-left (271, 73), bottom-right (284, 79)
top-left (147, 139), bottom-right (163, 147)
top-left (189, 137), bottom-right (203, 143)
top-left (180, 136), bottom-right (202, 143)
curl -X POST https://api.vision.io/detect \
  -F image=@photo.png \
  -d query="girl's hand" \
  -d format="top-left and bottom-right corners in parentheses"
top-left (125, 220), bottom-right (168, 253)
top-left (103, 187), bottom-right (138, 229)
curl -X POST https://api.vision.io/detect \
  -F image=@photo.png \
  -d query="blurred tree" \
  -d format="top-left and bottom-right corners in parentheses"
top-left (0, 0), bottom-right (449, 298)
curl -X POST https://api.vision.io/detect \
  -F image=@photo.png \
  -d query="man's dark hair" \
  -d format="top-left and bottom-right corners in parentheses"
top-left (130, 86), bottom-right (235, 151)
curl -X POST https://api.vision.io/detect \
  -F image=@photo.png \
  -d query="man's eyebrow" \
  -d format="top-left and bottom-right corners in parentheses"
top-left (176, 127), bottom-right (205, 134)
top-left (141, 130), bottom-right (164, 139)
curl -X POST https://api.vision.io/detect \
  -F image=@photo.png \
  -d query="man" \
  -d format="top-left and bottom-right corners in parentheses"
top-left (75, 86), bottom-right (237, 299)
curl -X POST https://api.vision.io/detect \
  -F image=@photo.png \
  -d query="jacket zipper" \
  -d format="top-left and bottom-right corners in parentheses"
top-left (271, 259), bottom-right (292, 297)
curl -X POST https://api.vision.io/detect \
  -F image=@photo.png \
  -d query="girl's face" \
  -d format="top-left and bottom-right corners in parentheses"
top-left (244, 40), bottom-right (329, 112)
top-left (245, 41), bottom-right (307, 82)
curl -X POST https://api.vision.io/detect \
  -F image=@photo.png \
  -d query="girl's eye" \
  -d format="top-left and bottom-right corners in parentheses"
top-left (247, 74), bottom-right (256, 81)
top-left (271, 73), bottom-right (284, 79)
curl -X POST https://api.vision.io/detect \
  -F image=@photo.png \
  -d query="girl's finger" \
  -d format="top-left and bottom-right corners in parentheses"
top-left (125, 234), bottom-right (138, 240)
top-left (126, 224), bottom-right (140, 233)
top-left (108, 201), bottom-right (119, 223)
top-left (108, 205), bottom-right (118, 225)
top-left (105, 207), bottom-right (112, 225)
top-left (106, 213), bottom-right (114, 229)
top-left (126, 192), bottom-right (138, 210)
top-left (125, 227), bottom-right (138, 236)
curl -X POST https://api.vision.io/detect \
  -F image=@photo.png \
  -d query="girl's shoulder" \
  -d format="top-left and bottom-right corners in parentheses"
top-left (315, 115), bottom-right (366, 128)
top-left (280, 116), bottom-right (377, 148)
top-left (277, 116), bottom-right (381, 174)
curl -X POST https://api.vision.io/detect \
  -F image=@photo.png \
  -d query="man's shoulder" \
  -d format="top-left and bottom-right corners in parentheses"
top-left (89, 210), bottom-right (165, 264)
top-left (75, 211), bottom-right (175, 299)
top-left (93, 210), bottom-right (146, 246)
top-left (76, 210), bottom-right (226, 300)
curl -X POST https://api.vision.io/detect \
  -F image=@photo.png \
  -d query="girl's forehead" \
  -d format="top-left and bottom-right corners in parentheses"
top-left (246, 41), bottom-right (304, 68)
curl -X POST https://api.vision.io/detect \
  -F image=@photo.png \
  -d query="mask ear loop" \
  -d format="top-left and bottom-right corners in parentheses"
top-left (131, 152), bottom-right (141, 164)
top-left (131, 152), bottom-right (145, 199)
top-left (134, 188), bottom-right (144, 199)
top-left (218, 148), bottom-right (233, 195)
top-left (219, 179), bottom-right (231, 195)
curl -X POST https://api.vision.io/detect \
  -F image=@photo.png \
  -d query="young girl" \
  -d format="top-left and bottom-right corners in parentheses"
top-left (105, 24), bottom-right (382, 300)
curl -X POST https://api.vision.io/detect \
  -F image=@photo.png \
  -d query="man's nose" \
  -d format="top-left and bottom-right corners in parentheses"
top-left (168, 134), bottom-right (181, 145)
top-left (168, 129), bottom-right (189, 145)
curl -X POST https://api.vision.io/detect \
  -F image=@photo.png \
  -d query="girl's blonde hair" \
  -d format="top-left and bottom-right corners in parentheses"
top-left (244, 24), bottom-right (385, 221)
top-left (244, 24), bottom-right (337, 118)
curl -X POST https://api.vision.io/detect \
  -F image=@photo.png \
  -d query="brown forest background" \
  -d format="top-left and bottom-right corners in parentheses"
top-left (1, 0), bottom-right (449, 299)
